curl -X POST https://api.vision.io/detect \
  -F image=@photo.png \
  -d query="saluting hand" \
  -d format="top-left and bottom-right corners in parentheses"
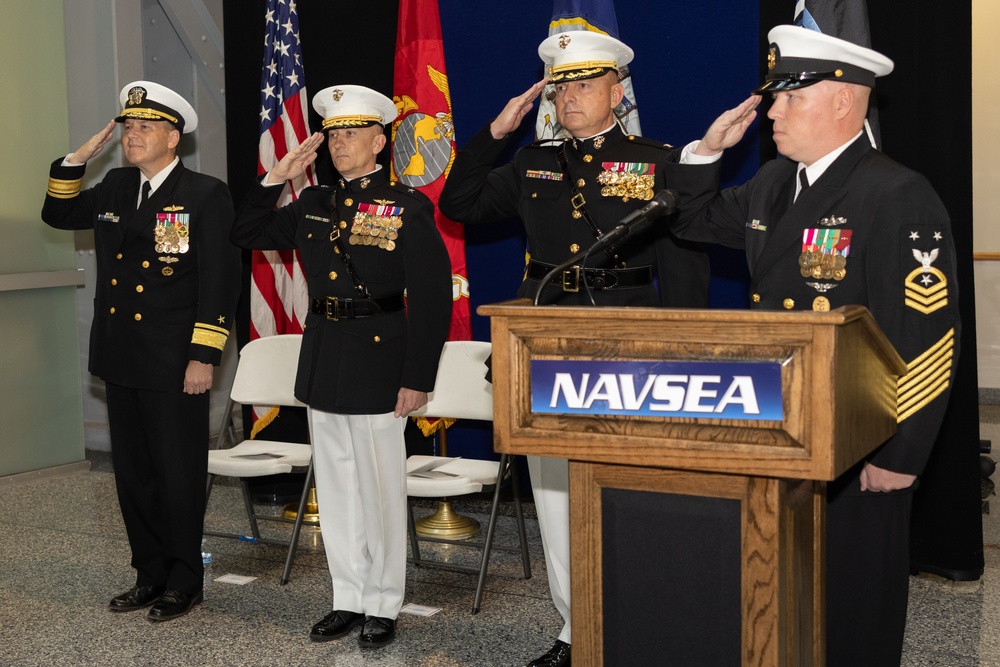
top-left (265, 131), bottom-right (325, 185)
top-left (67, 120), bottom-right (117, 165)
top-left (694, 95), bottom-right (761, 156)
top-left (394, 387), bottom-right (428, 418)
top-left (490, 79), bottom-right (548, 140)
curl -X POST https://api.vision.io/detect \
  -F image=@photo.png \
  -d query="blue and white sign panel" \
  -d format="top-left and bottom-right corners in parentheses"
top-left (531, 359), bottom-right (783, 421)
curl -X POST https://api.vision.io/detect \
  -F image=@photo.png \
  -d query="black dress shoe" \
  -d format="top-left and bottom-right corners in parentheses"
top-left (108, 585), bottom-right (166, 612)
top-left (527, 640), bottom-right (571, 667)
top-left (309, 610), bottom-right (365, 642)
top-left (146, 589), bottom-right (203, 622)
top-left (358, 616), bottom-right (396, 648)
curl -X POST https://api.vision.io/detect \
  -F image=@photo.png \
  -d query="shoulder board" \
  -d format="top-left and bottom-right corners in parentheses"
top-left (625, 135), bottom-right (674, 150)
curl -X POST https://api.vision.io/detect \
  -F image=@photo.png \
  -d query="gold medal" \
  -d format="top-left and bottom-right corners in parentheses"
top-left (813, 296), bottom-right (830, 312)
top-left (162, 267), bottom-right (174, 277)
top-left (386, 240), bottom-right (396, 251)
top-left (833, 268), bottom-right (846, 280)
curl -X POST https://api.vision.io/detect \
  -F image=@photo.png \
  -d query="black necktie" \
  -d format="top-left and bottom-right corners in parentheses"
top-left (139, 181), bottom-right (151, 207)
top-left (797, 169), bottom-right (810, 200)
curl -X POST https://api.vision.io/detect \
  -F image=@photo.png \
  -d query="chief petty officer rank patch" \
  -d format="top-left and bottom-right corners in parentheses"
top-left (155, 213), bottom-right (190, 254)
top-left (349, 202), bottom-right (403, 251)
top-left (903, 228), bottom-right (950, 315)
top-left (597, 162), bottom-right (655, 201)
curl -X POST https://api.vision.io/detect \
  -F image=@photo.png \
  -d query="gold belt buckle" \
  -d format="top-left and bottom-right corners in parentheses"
top-left (570, 193), bottom-right (586, 210)
top-left (561, 265), bottom-right (581, 293)
top-left (324, 297), bottom-right (340, 321)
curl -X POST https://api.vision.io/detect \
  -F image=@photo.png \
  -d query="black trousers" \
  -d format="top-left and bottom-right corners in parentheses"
top-left (827, 471), bottom-right (914, 667)
top-left (106, 382), bottom-right (209, 593)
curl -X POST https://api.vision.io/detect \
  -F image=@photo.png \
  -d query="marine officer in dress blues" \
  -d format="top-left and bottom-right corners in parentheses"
top-left (439, 30), bottom-right (719, 667)
top-left (231, 85), bottom-right (452, 650)
top-left (671, 25), bottom-right (961, 666)
top-left (41, 81), bottom-right (241, 621)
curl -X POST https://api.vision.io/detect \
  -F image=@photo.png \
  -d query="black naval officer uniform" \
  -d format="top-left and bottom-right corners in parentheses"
top-left (672, 133), bottom-right (960, 666)
top-left (439, 122), bottom-right (711, 648)
top-left (231, 166), bottom-right (451, 620)
top-left (42, 157), bottom-right (241, 594)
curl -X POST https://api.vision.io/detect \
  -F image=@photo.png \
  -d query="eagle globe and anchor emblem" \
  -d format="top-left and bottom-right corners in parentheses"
top-left (391, 66), bottom-right (456, 187)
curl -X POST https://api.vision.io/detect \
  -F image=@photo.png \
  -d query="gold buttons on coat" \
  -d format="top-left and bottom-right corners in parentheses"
top-left (135, 285), bottom-right (144, 293)
top-left (116, 253), bottom-right (123, 260)
top-left (783, 298), bottom-right (795, 310)
top-left (344, 198), bottom-right (354, 206)
top-left (110, 307), bottom-right (116, 314)
top-left (111, 279), bottom-right (117, 286)
top-left (373, 335), bottom-right (381, 343)
top-left (531, 192), bottom-right (538, 198)
top-left (577, 178), bottom-right (585, 187)
top-left (142, 261), bottom-right (150, 268)
top-left (307, 233), bottom-right (313, 238)
top-left (569, 244), bottom-right (580, 254)
top-left (134, 313), bottom-right (142, 321)
top-left (583, 155), bottom-right (593, 163)
top-left (340, 221), bottom-right (347, 229)
top-left (328, 272), bottom-right (338, 280)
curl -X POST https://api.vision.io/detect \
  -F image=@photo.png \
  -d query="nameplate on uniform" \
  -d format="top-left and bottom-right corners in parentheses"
top-left (530, 359), bottom-right (782, 420)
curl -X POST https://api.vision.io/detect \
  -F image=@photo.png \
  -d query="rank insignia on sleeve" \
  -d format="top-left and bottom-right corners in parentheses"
top-left (904, 246), bottom-right (949, 314)
top-left (597, 162), bottom-right (655, 201)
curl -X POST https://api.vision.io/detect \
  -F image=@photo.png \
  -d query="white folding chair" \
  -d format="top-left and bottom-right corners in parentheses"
top-left (406, 340), bottom-right (531, 614)
top-left (205, 334), bottom-right (312, 585)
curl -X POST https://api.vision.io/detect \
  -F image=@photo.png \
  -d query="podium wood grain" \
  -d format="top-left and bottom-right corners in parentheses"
top-left (481, 301), bottom-right (904, 667)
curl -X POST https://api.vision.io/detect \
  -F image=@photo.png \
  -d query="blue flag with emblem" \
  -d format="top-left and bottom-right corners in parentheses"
top-left (535, 0), bottom-right (641, 140)
top-left (793, 0), bottom-right (882, 149)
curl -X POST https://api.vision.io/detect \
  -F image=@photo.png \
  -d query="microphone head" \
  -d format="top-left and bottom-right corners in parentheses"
top-left (651, 188), bottom-right (680, 214)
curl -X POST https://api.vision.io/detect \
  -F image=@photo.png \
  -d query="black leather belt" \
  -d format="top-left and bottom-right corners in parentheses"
top-left (526, 260), bottom-right (653, 292)
top-left (309, 295), bottom-right (405, 320)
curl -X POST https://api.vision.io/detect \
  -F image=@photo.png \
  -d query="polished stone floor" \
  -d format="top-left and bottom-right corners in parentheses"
top-left (0, 408), bottom-right (997, 666)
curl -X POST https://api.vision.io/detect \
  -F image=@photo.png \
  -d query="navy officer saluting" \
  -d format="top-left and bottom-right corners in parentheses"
top-left (673, 25), bottom-right (960, 666)
top-left (41, 81), bottom-right (241, 621)
top-left (231, 85), bottom-right (452, 650)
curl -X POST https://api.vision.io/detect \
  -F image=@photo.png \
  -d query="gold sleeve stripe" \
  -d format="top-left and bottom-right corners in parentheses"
top-left (196, 322), bottom-right (231, 336)
top-left (191, 324), bottom-right (229, 351)
top-left (896, 328), bottom-right (955, 423)
top-left (47, 177), bottom-right (83, 199)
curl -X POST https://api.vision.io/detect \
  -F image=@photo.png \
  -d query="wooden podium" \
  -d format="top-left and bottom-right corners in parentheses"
top-left (479, 300), bottom-right (906, 667)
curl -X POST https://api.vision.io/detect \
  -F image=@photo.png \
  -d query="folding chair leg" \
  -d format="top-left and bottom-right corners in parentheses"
top-left (280, 459), bottom-right (314, 585)
top-left (472, 454), bottom-right (510, 614)
top-left (407, 499), bottom-right (422, 563)
top-left (510, 456), bottom-right (532, 578)
top-left (239, 479), bottom-right (263, 541)
top-left (213, 396), bottom-right (236, 450)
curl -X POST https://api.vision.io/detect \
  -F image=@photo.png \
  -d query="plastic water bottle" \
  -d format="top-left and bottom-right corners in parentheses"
top-left (201, 538), bottom-right (213, 588)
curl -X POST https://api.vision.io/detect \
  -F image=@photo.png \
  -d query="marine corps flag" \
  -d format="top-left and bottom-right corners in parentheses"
top-left (392, 0), bottom-right (472, 343)
top-left (536, 0), bottom-right (640, 140)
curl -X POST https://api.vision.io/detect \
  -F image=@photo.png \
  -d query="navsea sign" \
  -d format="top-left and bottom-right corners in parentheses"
top-left (531, 359), bottom-right (783, 420)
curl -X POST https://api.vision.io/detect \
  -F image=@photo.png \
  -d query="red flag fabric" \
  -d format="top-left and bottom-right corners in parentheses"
top-left (251, 0), bottom-right (314, 433)
top-left (392, 0), bottom-right (472, 341)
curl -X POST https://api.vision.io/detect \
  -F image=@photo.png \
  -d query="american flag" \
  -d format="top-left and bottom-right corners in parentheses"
top-left (250, 0), bottom-right (314, 433)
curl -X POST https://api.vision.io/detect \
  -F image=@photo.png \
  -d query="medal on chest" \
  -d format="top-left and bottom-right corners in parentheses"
top-left (155, 213), bottom-right (190, 254)
top-left (348, 202), bottom-right (403, 251)
top-left (596, 162), bottom-right (655, 202)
